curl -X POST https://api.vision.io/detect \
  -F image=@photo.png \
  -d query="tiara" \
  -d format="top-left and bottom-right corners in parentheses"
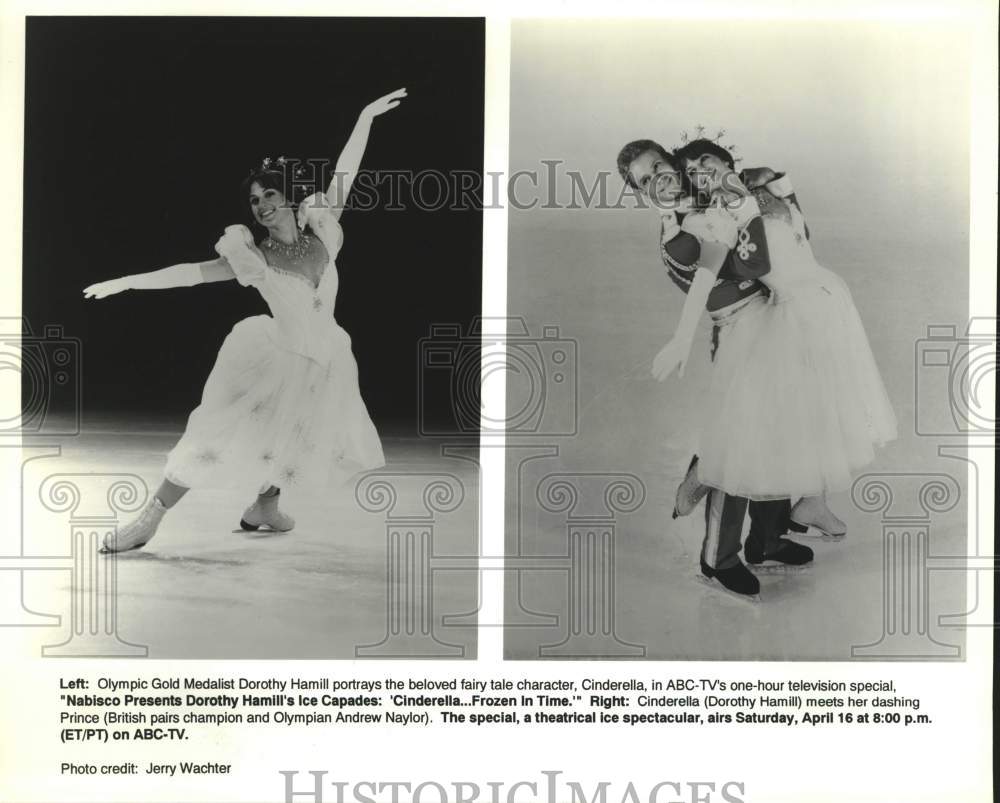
top-left (675, 126), bottom-right (743, 164)
top-left (252, 155), bottom-right (308, 178)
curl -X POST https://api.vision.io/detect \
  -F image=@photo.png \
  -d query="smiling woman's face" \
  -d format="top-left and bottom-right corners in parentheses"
top-left (248, 181), bottom-right (293, 228)
top-left (683, 153), bottom-right (731, 194)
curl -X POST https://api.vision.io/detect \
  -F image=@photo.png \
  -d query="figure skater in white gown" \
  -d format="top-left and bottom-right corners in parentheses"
top-left (84, 89), bottom-right (407, 552)
top-left (652, 140), bottom-right (896, 525)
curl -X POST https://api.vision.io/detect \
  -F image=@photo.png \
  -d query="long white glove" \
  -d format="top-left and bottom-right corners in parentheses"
top-left (651, 267), bottom-right (717, 381)
top-left (83, 263), bottom-right (204, 299)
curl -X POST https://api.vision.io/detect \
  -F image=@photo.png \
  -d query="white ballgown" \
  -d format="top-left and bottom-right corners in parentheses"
top-left (695, 200), bottom-right (897, 500)
top-left (163, 194), bottom-right (385, 496)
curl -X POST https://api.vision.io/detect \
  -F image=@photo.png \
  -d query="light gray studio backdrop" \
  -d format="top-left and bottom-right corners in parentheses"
top-left (503, 19), bottom-right (975, 660)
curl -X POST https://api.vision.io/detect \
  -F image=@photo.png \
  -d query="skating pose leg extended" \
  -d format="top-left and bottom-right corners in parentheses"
top-left (85, 89), bottom-right (406, 552)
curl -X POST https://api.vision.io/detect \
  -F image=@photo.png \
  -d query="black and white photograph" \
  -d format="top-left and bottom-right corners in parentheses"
top-left (12, 16), bottom-right (484, 658)
top-left (503, 18), bottom-right (976, 660)
top-left (0, 4), bottom-right (994, 803)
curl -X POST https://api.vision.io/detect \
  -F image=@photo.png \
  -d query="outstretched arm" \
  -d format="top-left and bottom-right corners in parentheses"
top-left (651, 240), bottom-right (729, 381)
top-left (325, 88), bottom-right (407, 219)
top-left (83, 258), bottom-right (234, 300)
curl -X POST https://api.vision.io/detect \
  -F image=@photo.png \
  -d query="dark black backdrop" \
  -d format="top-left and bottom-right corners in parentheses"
top-left (23, 17), bottom-right (483, 434)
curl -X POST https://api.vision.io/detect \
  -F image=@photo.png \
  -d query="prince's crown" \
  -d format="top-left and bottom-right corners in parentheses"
top-left (675, 126), bottom-right (743, 164)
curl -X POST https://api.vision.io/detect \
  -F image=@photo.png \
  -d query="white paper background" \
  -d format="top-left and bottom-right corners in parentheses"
top-left (1, 2), bottom-right (995, 802)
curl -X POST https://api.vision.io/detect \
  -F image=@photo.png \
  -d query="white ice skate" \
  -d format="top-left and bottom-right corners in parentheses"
top-left (102, 497), bottom-right (167, 553)
top-left (789, 498), bottom-right (847, 541)
top-left (672, 455), bottom-right (711, 519)
top-left (239, 492), bottom-right (295, 532)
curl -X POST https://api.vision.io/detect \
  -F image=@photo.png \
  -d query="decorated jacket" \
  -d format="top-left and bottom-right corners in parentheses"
top-left (658, 169), bottom-right (805, 313)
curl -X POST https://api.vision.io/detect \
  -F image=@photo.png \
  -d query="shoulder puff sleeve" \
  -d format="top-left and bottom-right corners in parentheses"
top-left (681, 208), bottom-right (738, 249)
top-left (214, 225), bottom-right (267, 288)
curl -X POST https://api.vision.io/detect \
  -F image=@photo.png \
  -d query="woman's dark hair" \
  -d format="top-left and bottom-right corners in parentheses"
top-left (674, 138), bottom-right (736, 170)
top-left (674, 139), bottom-right (736, 199)
top-left (241, 165), bottom-right (308, 227)
top-left (616, 139), bottom-right (680, 189)
top-left (240, 168), bottom-right (288, 200)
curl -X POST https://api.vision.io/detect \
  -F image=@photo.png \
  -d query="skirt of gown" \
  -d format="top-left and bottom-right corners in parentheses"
top-left (164, 315), bottom-right (385, 496)
top-left (696, 236), bottom-right (897, 500)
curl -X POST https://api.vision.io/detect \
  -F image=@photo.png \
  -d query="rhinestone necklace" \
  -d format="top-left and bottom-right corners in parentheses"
top-left (262, 232), bottom-right (313, 262)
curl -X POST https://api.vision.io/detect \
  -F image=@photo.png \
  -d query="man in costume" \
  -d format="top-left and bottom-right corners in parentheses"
top-left (617, 137), bottom-right (813, 600)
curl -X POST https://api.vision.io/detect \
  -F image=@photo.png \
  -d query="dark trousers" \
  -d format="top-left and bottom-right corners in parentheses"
top-left (701, 487), bottom-right (791, 570)
top-left (699, 317), bottom-right (791, 569)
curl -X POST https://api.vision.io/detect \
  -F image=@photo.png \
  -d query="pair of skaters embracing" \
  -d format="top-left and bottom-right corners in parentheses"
top-left (617, 137), bottom-right (896, 601)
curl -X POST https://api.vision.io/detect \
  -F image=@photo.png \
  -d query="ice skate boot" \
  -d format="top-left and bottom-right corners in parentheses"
top-left (239, 490), bottom-right (295, 532)
top-left (102, 497), bottom-right (167, 553)
top-left (789, 498), bottom-right (846, 540)
top-left (672, 455), bottom-right (711, 519)
top-left (745, 537), bottom-right (814, 573)
top-left (698, 558), bottom-right (761, 602)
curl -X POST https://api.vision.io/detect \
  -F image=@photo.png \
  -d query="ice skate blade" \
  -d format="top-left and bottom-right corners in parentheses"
top-left (694, 573), bottom-right (761, 604)
top-left (747, 561), bottom-right (813, 574)
top-left (238, 518), bottom-right (294, 533)
top-left (99, 538), bottom-right (150, 555)
top-left (789, 522), bottom-right (845, 541)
